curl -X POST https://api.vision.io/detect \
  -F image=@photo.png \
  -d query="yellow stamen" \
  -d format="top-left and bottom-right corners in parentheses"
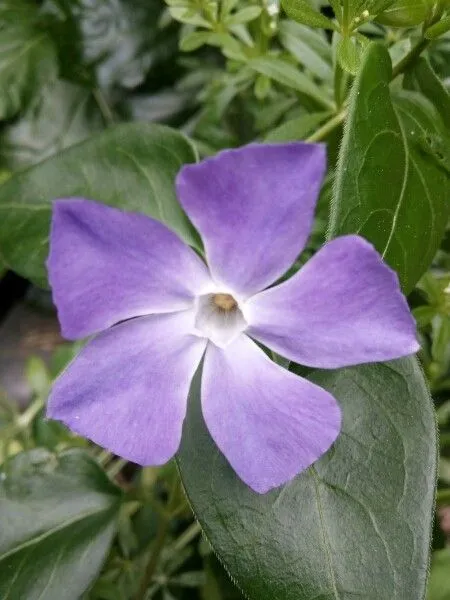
top-left (213, 293), bottom-right (237, 312)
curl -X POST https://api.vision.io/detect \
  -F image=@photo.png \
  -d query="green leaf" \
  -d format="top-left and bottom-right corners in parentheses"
top-left (337, 37), bottom-right (361, 75)
top-left (403, 58), bottom-right (450, 129)
top-left (265, 111), bottom-right (330, 142)
top-left (0, 79), bottom-right (103, 171)
top-left (180, 31), bottom-right (213, 52)
top-left (427, 549), bottom-right (450, 600)
top-left (375, 0), bottom-right (431, 26)
top-left (0, 449), bottom-right (121, 600)
top-left (225, 6), bottom-right (262, 25)
top-left (0, 20), bottom-right (57, 120)
top-left (248, 56), bottom-right (334, 109)
top-left (0, 123), bottom-right (199, 287)
top-left (279, 20), bottom-right (333, 81)
top-left (178, 357), bottom-right (436, 599)
top-left (282, 0), bottom-right (338, 29)
top-left (425, 16), bottom-right (450, 39)
top-left (330, 43), bottom-right (450, 293)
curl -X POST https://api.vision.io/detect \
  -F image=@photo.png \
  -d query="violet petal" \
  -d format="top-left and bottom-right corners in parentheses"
top-left (47, 311), bottom-right (207, 464)
top-left (48, 199), bottom-right (212, 339)
top-left (201, 334), bottom-right (341, 493)
top-left (246, 235), bottom-right (419, 368)
top-left (176, 143), bottom-right (326, 297)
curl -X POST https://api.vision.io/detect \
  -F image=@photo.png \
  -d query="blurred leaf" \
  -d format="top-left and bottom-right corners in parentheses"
top-left (0, 449), bottom-right (121, 600)
top-left (179, 358), bottom-right (436, 600)
top-left (431, 315), bottom-right (450, 362)
top-left (337, 37), bottom-right (361, 75)
top-left (45, 0), bottom-right (177, 90)
top-left (282, 0), bottom-right (337, 29)
top-left (426, 16), bottom-right (450, 39)
top-left (375, 0), bottom-right (431, 26)
top-left (0, 79), bottom-right (103, 171)
top-left (180, 31), bottom-right (212, 52)
top-left (279, 20), bottom-right (333, 81)
top-left (427, 549), bottom-right (450, 600)
top-left (225, 6), bottom-right (262, 25)
top-left (25, 356), bottom-right (50, 396)
top-left (330, 43), bottom-right (450, 293)
top-left (265, 111), bottom-right (329, 141)
top-left (0, 123), bottom-right (199, 287)
top-left (0, 3), bottom-right (57, 120)
top-left (403, 58), bottom-right (450, 129)
top-left (439, 457), bottom-right (450, 484)
top-left (412, 305), bottom-right (436, 327)
top-left (248, 56), bottom-right (334, 109)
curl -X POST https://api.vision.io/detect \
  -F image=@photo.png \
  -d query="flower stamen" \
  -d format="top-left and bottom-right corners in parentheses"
top-left (213, 293), bottom-right (238, 312)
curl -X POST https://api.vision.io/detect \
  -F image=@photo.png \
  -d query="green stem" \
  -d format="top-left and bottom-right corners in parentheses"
top-left (306, 34), bottom-right (431, 143)
top-left (135, 473), bottom-right (180, 600)
top-left (391, 37), bottom-right (430, 79)
top-left (93, 88), bottom-right (115, 126)
top-left (306, 110), bottom-right (347, 143)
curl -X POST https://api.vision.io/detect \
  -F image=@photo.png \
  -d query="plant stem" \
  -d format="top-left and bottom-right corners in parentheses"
top-left (306, 35), bottom-right (430, 143)
top-left (93, 88), bottom-right (115, 126)
top-left (134, 473), bottom-right (181, 600)
top-left (391, 37), bottom-right (430, 79)
top-left (306, 110), bottom-right (347, 143)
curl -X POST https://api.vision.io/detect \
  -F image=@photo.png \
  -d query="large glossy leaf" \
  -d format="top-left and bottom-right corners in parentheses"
top-left (330, 43), bottom-right (450, 293)
top-left (0, 448), bottom-right (121, 600)
top-left (0, 1), bottom-right (57, 120)
top-left (0, 123), bottom-right (199, 287)
top-left (178, 357), bottom-right (436, 599)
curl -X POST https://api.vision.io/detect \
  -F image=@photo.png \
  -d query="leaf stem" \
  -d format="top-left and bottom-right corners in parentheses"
top-left (306, 110), bottom-right (347, 143)
top-left (134, 472), bottom-right (181, 600)
top-left (93, 88), bottom-right (115, 126)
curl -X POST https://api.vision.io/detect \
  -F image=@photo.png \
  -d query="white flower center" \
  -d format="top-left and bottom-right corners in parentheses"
top-left (194, 292), bottom-right (248, 348)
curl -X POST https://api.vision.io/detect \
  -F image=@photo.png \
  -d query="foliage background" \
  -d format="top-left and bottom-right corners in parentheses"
top-left (0, 0), bottom-right (449, 599)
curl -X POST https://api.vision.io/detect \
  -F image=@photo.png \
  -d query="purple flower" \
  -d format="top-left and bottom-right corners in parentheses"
top-left (47, 143), bottom-right (418, 493)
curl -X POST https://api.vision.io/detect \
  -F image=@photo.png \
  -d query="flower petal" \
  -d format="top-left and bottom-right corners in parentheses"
top-left (246, 235), bottom-right (419, 368)
top-left (48, 199), bottom-right (212, 339)
top-left (201, 334), bottom-right (341, 493)
top-left (176, 143), bottom-right (326, 296)
top-left (47, 311), bottom-right (206, 465)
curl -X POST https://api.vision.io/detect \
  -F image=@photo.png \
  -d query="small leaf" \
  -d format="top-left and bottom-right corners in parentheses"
top-left (404, 58), bottom-right (450, 129)
top-left (282, 0), bottom-right (338, 29)
top-left (179, 31), bottom-right (212, 52)
top-left (337, 37), bottom-right (361, 74)
top-left (375, 0), bottom-right (431, 26)
top-left (265, 111), bottom-right (330, 142)
top-left (248, 56), bottom-right (334, 109)
top-left (425, 15), bottom-right (450, 39)
top-left (279, 20), bottom-right (333, 81)
top-left (0, 123), bottom-right (199, 287)
top-left (178, 358), bottom-right (436, 599)
top-left (0, 449), bottom-right (121, 600)
top-left (225, 6), bottom-right (262, 25)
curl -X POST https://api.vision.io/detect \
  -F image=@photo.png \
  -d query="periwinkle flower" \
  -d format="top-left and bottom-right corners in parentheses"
top-left (47, 143), bottom-right (418, 493)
